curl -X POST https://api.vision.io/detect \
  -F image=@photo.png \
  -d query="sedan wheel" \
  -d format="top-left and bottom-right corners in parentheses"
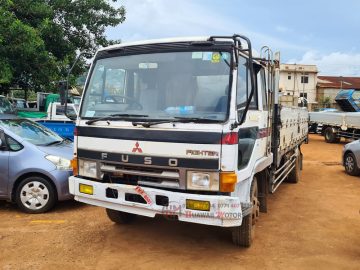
top-left (15, 177), bottom-right (56, 213)
top-left (344, 153), bottom-right (360, 176)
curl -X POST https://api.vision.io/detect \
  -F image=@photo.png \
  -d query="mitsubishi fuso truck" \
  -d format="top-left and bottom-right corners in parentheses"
top-left (68, 35), bottom-right (308, 247)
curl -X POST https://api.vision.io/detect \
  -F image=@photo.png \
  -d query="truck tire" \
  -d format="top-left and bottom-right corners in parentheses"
top-left (344, 152), bottom-right (360, 176)
top-left (232, 178), bottom-right (259, 248)
top-left (106, 209), bottom-right (136, 224)
top-left (287, 152), bottom-right (302, 183)
top-left (257, 172), bottom-right (268, 213)
top-left (324, 127), bottom-right (340, 143)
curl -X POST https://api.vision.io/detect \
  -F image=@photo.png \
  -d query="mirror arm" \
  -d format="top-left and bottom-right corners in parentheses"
top-left (65, 51), bottom-right (91, 121)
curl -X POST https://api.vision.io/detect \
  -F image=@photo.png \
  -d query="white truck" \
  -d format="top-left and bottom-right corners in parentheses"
top-left (68, 35), bottom-right (308, 247)
top-left (18, 102), bottom-right (78, 140)
top-left (309, 111), bottom-right (360, 143)
top-left (309, 90), bottom-right (360, 143)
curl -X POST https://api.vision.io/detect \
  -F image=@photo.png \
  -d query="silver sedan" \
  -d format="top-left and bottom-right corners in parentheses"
top-left (0, 115), bottom-right (73, 213)
top-left (343, 140), bottom-right (360, 176)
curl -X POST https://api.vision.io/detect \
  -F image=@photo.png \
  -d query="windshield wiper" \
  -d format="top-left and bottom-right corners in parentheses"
top-left (174, 117), bottom-right (222, 123)
top-left (86, 113), bottom-right (149, 125)
top-left (132, 119), bottom-right (177, 128)
top-left (45, 140), bottom-right (63, 146)
top-left (132, 117), bottom-right (221, 128)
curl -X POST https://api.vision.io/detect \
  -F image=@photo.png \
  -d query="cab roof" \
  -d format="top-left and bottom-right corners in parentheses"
top-left (98, 36), bottom-right (235, 52)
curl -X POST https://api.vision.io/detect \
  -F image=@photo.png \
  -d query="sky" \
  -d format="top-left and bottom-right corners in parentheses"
top-left (106, 0), bottom-right (360, 76)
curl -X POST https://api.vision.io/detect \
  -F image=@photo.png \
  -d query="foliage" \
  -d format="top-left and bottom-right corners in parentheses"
top-left (319, 96), bottom-right (332, 108)
top-left (11, 89), bottom-right (37, 101)
top-left (0, 0), bottom-right (125, 93)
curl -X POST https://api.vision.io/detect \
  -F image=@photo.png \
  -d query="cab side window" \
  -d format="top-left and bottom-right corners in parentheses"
top-left (258, 68), bottom-right (267, 110)
top-left (236, 56), bottom-right (258, 115)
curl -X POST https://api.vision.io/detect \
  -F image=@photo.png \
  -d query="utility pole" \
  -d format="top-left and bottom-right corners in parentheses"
top-left (302, 71), bottom-right (305, 108)
top-left (340, 76), bottom-right (343, 90)
top-left (293, 64), bottom-right (297, 106)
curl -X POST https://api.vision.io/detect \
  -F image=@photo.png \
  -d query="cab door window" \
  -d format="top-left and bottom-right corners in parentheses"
top-left (236, 56), bottom-right (258, 114)
top-left (257, 68), bottom-right (267, 110)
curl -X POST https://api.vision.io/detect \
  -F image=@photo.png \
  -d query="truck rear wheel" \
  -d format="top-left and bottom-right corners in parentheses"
top-left (232, 178), bottom-right (259, 248)
top-left (106, 209), bottom-right (136, 224)
top-left (287, 152), bottom-right (302, 183)
top-left (324, 127), bottom-right (340, 143)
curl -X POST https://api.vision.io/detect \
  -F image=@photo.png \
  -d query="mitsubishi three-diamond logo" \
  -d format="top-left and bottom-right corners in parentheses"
top-left (132, 141), bottom-right (143, 153)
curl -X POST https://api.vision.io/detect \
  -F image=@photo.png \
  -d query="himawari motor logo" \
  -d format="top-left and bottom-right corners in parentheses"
top-left (161, 201), bottom-right (242, 220)
top-left (134, 187), bottom-right (242, 219)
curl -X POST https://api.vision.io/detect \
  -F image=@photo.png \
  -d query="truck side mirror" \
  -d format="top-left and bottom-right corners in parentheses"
top-left (67, 113), bottom-right (77, 121)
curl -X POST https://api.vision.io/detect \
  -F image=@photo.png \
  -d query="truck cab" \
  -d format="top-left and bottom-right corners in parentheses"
top-left (69, 35), bottom-right (308, 247)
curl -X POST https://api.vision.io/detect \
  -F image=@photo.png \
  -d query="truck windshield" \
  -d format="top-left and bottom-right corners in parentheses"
top-left (81, 51), bottom-right (231, 122)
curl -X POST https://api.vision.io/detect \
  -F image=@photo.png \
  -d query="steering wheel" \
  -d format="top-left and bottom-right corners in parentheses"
top-left (104, 95), bottom-right (143, 110)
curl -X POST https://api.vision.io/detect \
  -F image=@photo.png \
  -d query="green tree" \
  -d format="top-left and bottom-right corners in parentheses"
top-left (319, 96), bottom-right (332, 108)
top-left (0, 0), bottom-right (125, 93)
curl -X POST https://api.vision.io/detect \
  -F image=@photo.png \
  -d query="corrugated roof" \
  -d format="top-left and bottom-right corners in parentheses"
top-left (317, 76), bottom-right (360, 89)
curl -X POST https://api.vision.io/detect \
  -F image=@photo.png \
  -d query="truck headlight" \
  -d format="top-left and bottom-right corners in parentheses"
top-left (45, 155), bottom-right (71, 170)
top-left (79, 159), bottom-right (98, 179)
top-left (187, 171), bottom-right (219, 191)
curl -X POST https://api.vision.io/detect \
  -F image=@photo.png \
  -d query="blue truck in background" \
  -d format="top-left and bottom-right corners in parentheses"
top-left (334, 89), bottom-right (360, 112)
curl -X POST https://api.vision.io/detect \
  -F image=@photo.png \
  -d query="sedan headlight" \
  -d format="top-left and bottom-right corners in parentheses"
top-left (187, 171), bottom-right (219, 191)
top-left (45, 155), bottom-right (71, 170)
top-left (79, 159), bottom-right (98, 179)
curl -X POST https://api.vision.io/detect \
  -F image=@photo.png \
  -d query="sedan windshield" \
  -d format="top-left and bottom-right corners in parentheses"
top-left (0, 119), bottom-right (63, 146)
top-left (81, 51), bottom-right (231, 121)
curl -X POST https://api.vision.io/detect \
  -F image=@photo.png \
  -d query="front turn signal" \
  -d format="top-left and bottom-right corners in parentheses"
top-left (71, 157), bottom-right (78, 176)
top-left (220, 172), bottom-right (237, 192)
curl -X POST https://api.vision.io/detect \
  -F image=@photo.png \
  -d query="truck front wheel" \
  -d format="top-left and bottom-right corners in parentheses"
top-left (106, 209), bottom-right (136, 224)
top-left (232, 178), bottom-right (259, 248)
top-left (324, 127), bottom-right (340, 143)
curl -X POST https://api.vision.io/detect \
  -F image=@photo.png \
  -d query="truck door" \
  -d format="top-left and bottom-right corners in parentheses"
top-left (236, 56), bottom-right (258, 170)
top-left (257, 67), bottom-right (271, 155)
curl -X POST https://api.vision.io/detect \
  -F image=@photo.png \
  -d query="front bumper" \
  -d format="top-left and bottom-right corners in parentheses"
top-left (69, 176), bottom-right (242, 227)
top-left (50, 169), bottom-right (73, 201)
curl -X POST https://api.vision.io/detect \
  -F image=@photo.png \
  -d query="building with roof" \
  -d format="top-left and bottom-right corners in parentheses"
top-left (316, 76), bottom-right (360, 110)
top-left (279, 64), bottom-right (318, 110)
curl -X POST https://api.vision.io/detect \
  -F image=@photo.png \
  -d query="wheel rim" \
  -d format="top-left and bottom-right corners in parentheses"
top-left (20, 181), bottom-right (50, 210)
top-left (251, 183), bottom-right (260, 225)
top-left (345, 155), bottom-right (355, 172)
top-left (325, 130), bottom-right (331, 140)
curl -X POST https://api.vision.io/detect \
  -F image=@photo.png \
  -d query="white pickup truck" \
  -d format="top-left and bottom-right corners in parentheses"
top-left (18, 102), bottom-right (78, 140)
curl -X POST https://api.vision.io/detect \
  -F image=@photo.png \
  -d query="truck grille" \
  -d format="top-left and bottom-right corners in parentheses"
top-left (100, 163), bottom-right (183, 189)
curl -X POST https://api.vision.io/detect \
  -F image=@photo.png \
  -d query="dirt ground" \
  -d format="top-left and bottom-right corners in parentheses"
top-left (0, 134), bottom-right (359, 270)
